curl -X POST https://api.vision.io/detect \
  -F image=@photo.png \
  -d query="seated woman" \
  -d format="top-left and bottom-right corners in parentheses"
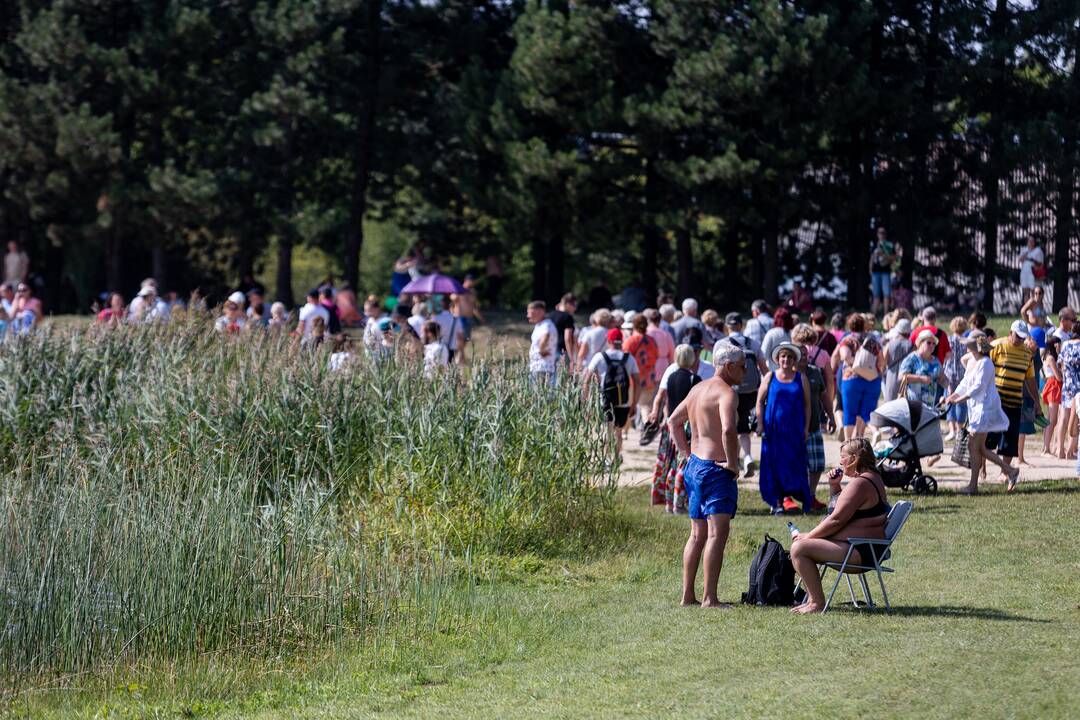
top-left (789, 438), bottom-right (889, 614)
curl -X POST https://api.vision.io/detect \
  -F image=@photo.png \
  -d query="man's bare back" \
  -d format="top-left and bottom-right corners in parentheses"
top-left (670, 376), bottom-right (740, 468)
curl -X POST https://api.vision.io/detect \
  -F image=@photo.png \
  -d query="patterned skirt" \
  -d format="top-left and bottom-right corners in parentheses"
top-left (652, 424), bottom-right (689, 510)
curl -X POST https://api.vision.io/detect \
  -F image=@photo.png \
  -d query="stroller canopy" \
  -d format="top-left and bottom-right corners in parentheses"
top-left (870, 398), bottom-right (944, 457)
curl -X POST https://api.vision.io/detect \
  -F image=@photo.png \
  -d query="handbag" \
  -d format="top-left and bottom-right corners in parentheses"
top-left (950, 427), bottom-right (972, 469)
top-left (1033, 263), bottom-right (1048, 280)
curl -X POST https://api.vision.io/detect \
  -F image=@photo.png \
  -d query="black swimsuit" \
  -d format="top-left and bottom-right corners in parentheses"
top-left (848, 475), bottom-right (889, 564)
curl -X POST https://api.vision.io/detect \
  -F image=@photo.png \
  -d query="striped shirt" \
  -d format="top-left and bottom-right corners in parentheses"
top-left (989, 339), bottom-right (1034, 408)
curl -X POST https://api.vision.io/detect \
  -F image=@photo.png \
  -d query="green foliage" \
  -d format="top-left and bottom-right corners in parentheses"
top-left (0, 320), bottom-right (616, 685)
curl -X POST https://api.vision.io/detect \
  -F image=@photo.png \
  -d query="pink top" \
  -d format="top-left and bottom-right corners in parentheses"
top-left (803, 344), bottom-right (831, 373)
top-left (648, 327), bottom-right (675, 379)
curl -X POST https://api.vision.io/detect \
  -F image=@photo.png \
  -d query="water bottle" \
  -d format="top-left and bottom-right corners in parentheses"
top-left (786, 521), bottom-right (800, 538)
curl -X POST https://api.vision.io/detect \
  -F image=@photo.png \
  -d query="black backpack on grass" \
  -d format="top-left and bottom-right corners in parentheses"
top-left (741, 534), bottom-right (795, 606)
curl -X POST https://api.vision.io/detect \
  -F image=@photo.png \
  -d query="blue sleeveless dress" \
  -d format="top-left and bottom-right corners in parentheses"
top-left (759, 372), bottom-right (812, 511)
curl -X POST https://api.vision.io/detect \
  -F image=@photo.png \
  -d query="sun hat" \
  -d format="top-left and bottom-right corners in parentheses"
top-left (915, 329), bottom-right (938, 347)
top-left (607, 328), bottom-right (623, 344)
top-left (137, 285), bottom-right (155, 297)
top-left (894, 318), bottom-right (912, 336)
top-left (1010, 320), bottom-right (1030, 339)
top-left (227, 291), bottom-right (246, 306)
top-left (962, 329), bottom-right (987, 344)
top-left (771, 341), bottom-right (802, 364)
top-left (725, 311), bottom-right (742, 327)
top-left (622, 310), bottom-right (636, 330)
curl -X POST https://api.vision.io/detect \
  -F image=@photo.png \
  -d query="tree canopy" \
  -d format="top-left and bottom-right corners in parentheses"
top-left (1, 0), bottom-right (1078, 312)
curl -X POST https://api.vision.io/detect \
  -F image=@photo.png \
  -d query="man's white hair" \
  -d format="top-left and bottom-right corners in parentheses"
top-left (659, 303), bottom-right (676, 321)
top-left (712, 342), bottom-right (744, 369)
top-left (682, 298), bottom-right (698, 315)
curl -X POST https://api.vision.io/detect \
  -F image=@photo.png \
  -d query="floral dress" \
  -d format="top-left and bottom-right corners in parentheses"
top-left (898, 352), bottom-right (941, 406)
top-left (1058, 340), bottom-right (1080, 408)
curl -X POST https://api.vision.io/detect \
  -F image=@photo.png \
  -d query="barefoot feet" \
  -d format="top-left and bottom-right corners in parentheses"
top-left (791, 602), bottom-right (823, 614)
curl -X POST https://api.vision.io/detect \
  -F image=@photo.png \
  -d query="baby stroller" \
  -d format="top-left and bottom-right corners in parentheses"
top-left (869, 398), bottom-right (942, 495)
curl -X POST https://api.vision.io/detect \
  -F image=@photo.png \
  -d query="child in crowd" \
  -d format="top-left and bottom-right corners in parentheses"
top-left (422, 320), bottom-right (449, 378)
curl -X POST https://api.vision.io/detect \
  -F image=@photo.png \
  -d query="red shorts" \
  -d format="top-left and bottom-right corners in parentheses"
top-left (1042, 376), bottom-right (1062, 405)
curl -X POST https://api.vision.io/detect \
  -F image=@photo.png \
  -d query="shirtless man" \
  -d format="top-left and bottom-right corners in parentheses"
top-left (667, 342), bottom-right (745, 607)
top-left (450, 276), bottom-right (483, 363)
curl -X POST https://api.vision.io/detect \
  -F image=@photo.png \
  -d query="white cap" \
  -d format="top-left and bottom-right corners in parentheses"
top-left (915, 329), bottom-right (938, 347)
top-left (228, 291), bottom-right (246, 306)
top-left (137, 285), bottom-right (155, 297)
top-left (1011, 320), bottom-right (1029, 339)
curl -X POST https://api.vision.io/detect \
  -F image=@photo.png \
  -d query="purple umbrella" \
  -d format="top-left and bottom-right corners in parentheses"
top-left (399, 273), bottom-right (466, 295)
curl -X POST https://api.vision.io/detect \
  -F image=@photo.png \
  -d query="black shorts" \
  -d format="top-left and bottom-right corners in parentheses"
top-left (986, 403), bottom-right (1022, 458)
top-left (603, 404), bottom-right (631, 427)
top-left (736, 391), bottom-right (757, 434)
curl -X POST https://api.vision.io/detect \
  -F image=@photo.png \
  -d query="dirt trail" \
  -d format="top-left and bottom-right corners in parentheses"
top-left (618, 425), bottom-right (1077, 498)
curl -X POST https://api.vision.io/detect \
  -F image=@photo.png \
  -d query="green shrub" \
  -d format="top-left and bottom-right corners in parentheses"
top-left (0, 321), bottom-right (615, 685)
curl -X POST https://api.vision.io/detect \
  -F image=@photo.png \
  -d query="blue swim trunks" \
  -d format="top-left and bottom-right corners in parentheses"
top-left (683, 454), bottom-right (738, 519)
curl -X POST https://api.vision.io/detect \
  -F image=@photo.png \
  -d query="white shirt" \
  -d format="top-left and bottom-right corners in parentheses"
top-left (529, 319), bottom-right (558, 373)
top-left (579, 326), bottom-right (609, 364)
top-left (214, 315), bottom-right (246, 332)
top-left (659, 359), bottom-right (714, 389)
top-left (1053, 326), bottom-right (1072, 342)
top-left (745, 314), bottom-right (772, 345)
top-left (1019, 246), bottom-right (1044, 288)
top-left (587, 349), bottom-right (640, 404)
top-left (424, 342), bottom-right (449, 378)
top-left (408, 315), bottom-right (426, 336)
top-left (299, 302), bottom-right (330, 337)
top-left (432, 310), bottom-right (460, 350)
top-left (329, 352), bottom-right (354, 372)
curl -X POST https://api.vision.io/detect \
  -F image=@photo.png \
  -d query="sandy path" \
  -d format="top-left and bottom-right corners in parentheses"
top-left (618, 425), bottom-right (1077, 496)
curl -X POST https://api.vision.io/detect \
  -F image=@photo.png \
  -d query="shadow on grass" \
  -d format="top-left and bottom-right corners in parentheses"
top-left (832, 604), bottom-right (1050, 623)
top-left (910, 504), bottom-right (962, 514)
top-left (941, 484), bottom-right (1079, 498)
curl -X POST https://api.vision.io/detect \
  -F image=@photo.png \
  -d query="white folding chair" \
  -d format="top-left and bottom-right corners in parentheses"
top-left (798, 500), bottom-right (914, 613)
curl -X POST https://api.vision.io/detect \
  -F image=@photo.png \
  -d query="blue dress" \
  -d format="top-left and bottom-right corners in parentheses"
top-left (760, 372), bottom-right (812, 510)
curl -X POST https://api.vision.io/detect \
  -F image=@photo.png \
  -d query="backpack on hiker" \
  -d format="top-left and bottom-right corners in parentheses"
top-left (725, 336), bottom-right (761, 392)
top-left (740, 534), bottom-right (795, 606)
top-left (601, 352), bottom-right (632, 408)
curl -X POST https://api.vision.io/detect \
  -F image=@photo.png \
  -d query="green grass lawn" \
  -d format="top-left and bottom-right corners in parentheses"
top-left (23, 482), bottom-right (1080, 719)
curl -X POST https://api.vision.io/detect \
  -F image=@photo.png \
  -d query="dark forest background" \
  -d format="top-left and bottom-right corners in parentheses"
top-left (1, 1), bottom-right (1079, 313)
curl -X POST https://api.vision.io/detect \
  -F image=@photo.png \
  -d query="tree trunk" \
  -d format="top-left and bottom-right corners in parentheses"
top-left (905, 0), bottom-right (943, 289)
top-left (343, 0), bottom-right (384, 291)
top-left (151, 238), bottom-right (166, 290)
top-left (676, 224), bottom-right (693, 300)
top-left (723, 227), bottom-right (742, 310)
top-left (275, 236), bottom-right (294, 307)
top-left (762, 209), bottom-right (779, 305)
top-left (531, 215), bottom-right (546, 302)
top-left (982, 0), bottom-right (1010, 311)
top-left (105, 230), bottom-right (123, 292)
top-left (641, 158), bottom-right (660, 303)
top-left (1053, 24), bottom-right (1080, 309)
top-left (546, 205), bottom-right (564, 304)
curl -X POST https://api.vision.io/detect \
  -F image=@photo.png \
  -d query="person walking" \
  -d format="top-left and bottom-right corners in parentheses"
top-left (869, 226), bottom-right (897, 315)
top-left (756, 343), bottom-right (812, 514)
top-left (943, 317), bottom-right (970, 441)
top-left (666, 342), bottom-right (745, 607)
top-left (577, 309), bottom-right (613, 370)
top-left (548, 293), bottom-right (578, 370)
top-left (647, 344), bottom-right (702, 512)
top-left (1017, 237), bottom-right (1045, 304)
top-left (945, 333), bottom-right (1019, 494)
top-left (882, 317), bottom-right (913, 402)
top-left (586, 328), bottom-right (640, 458)
top-left (745, 300), bottom-right (773, 345)
top-left (792, 325), bottom-right (832, 510)
top-left (527, 301), bottom-right (558, 386)
top-left (715, 312), bottom-right (769, 477)
top-left (1054, 333), bottom-right (1080, 459)
top-left (671, 298), bottom-right (705, 344)
top-left (987, 321), bottom-right (1041, 484)
top-left (836, 314), bottom-right (884, 440)
top-left (1042, 336), bottom-right (1063, 455)
top-left (624, 313), bottom-right (659, 426)
top-left (898, 330), bottom-right (943, 406)
top-left (761, 306), bottom-right (794, 372)
top-left (1020, 285), bottom-right (1048, 331)
top-left (645, 309), bottom-right (675, 384)
top-left (700, 309), bottom-right (725, 348)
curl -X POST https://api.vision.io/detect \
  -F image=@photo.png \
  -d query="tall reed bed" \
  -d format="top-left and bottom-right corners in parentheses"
top-left (0, 321), bottom-right (616, 686)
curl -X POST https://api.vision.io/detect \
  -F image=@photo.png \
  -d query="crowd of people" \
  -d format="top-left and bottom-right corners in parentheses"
top-left (528, 283), bottom-right (1079, 519)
